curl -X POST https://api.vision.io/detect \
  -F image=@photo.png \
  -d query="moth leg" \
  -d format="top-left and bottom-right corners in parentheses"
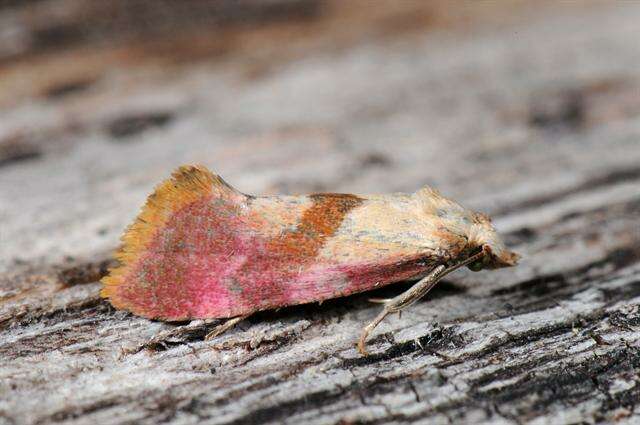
top-left (357, 249), bottom-right (488, 355)
top-left (358, 265), bottom-right (446, 356)
top-left (358, 309), bottom-right (392, 356)
top-left (368, 298), bottom-right (394, 304)
top-left (205, 315), bottom-right (250, 341)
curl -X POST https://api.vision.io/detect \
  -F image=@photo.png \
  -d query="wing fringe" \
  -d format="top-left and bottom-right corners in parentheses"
top-left (100, 164), bottom-right (235, 303)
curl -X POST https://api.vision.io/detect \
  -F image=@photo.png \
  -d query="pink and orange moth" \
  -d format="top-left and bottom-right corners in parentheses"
top-left (101, 165), bottom-right (519, 355)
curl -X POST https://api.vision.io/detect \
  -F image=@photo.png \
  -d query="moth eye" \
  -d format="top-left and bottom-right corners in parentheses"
top-left (468, 260), bottom-right (484, 272)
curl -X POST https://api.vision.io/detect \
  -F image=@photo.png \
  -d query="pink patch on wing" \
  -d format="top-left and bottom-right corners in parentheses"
top-left (275, 255), bottom-right (433, 307)
top-left (117, 197), bottom-right (256, 319)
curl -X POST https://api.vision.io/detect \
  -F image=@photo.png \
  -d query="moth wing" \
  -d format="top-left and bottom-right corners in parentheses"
top-left (280, 216), bottom-right (454, 306)
top-left (100, 165), bottom-right (248, 320)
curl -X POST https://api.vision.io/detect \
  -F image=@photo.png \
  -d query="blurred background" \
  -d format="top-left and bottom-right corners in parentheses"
top-left (1, 0), bottom-right (639, 273)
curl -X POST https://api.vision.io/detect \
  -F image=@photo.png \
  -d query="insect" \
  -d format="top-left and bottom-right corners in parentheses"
top-left (101, 165), bottom-right (519, 355)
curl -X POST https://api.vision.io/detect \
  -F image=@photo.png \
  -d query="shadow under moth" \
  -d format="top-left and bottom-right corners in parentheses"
top-left (101, 165), bottom-right (519, 355)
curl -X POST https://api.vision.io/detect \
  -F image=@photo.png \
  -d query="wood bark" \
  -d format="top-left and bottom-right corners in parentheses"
top-left (1, 2), bottom-right (640, 424)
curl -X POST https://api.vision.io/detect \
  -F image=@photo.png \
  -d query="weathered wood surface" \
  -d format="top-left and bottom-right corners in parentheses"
top-left (1, 2), bottom-right (640, 424)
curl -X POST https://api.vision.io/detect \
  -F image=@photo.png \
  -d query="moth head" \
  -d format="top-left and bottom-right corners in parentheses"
top-left (413, 186), bottom-right (520, 271)
top-left (466, 212), bottom-right (520, 271)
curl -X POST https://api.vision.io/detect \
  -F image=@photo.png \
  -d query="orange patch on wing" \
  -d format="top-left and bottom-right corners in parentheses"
top-left (267, 193), bottom-right (364, 258)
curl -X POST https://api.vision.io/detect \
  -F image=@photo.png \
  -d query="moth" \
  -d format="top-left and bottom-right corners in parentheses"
top-left (101, 165), bottom-right (519, 355)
